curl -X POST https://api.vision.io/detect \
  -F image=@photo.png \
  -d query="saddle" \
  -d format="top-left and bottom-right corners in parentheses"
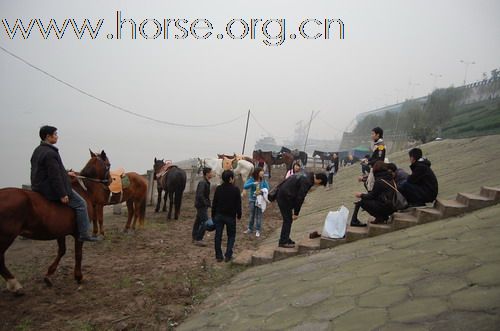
top-left (156, 161), bottom-right (175, 178)
top-left (109, 168), bottom-right (128, 194)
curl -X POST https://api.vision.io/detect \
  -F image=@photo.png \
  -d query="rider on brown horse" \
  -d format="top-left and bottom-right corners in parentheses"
top-left (30, 126), bottom-right (98, 242)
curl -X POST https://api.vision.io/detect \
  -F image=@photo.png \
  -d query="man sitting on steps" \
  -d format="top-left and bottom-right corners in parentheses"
top-left (399, 148), bottom-right (438, 207)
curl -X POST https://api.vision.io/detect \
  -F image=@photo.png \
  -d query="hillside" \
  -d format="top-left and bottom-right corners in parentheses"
top-left (179, 134), bottom-right (500, 330)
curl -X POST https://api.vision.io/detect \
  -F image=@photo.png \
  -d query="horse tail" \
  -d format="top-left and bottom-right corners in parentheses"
top-left (139, 195), bottom-right (146, 221)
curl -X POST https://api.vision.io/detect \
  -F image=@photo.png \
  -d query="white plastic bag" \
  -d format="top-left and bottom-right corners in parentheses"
top-left (321, 205), bottom-right (349, 239)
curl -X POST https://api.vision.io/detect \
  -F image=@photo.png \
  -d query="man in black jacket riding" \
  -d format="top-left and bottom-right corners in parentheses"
top-left (276, 172), bottom-right (327, 248)
top-left (30, 125), bottom-right (97, 242)
top-left (399, 148), bottom-right (438, 207)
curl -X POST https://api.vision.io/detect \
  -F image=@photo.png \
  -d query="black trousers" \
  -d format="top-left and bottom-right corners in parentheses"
top-left (192, 207), bottom-right (208, 241)
top-left (214, 214), bottom-right (236, 259)
top-left (277, 198), bottom-right (293, 245)
top-left (400, 182), bottom-right (433, 205)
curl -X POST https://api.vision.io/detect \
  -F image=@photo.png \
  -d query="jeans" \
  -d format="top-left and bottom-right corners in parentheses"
top-left (214, 214), bottom-right (236, 259)
top-left (328, 173), bottom-right (334, 185)
top-left (247, 200), bottom-right (263, 231)
top-left (277, 197), bottom-right (293, 245)
top-left (68, 189), bottom-right (90, 237)
top-left (192, 207), bottom-right (208, 241)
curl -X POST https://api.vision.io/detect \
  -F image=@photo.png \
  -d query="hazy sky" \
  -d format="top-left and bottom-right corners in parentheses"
top-left (1, 0), bottom-right (499, 187)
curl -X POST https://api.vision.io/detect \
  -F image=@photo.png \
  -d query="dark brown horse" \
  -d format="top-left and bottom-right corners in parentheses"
top-left (153, 158), bottom-right (186, 220)
top-left (0, 153), bottom-right (111, 295)
top-left (80, 150), bottom-right (147, 235)
top-left (312, 150), bottom-right (334, 168)
top-left (252, 150), bottom-right (294, 178)
top-left (281, 147), bottom-right (308, 167)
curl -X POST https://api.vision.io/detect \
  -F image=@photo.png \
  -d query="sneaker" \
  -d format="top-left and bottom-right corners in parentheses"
top-left (255, 231), bottom-right (260, 237)
top-left (350, 219), bottom-right (367, 227)
top-left (224, 256), bottom-right (232, 263)
top-left (78, 235), bottom-right (100, 242)
top-left (243, 229), bottom-right (252, 234)
top-left (278, 243), bottom-right (295, 248)
top-left (193, 240), bottom-right (207, 247)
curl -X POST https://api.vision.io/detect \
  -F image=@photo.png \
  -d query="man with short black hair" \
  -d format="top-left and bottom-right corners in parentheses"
top-left (193, 167), bottom-right (213, 246)
top-left (399, 148), bottom-right (438, 207)
top-left (30, 125), bottom-right (97, 242)
top-left (212, 170), bottom-right (242, 262)
top-left (276, 172), bottom-right (327, 248)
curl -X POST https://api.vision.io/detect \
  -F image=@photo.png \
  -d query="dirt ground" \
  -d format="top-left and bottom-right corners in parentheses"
top-left (0, 168), bottom-right (287, 331)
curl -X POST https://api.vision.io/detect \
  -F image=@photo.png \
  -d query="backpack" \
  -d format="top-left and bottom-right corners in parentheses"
top-left (380, 179), bottom-right (408, 211)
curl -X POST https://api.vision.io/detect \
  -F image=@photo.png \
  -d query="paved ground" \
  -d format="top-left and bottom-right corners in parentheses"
top-left (179, 135), bottom-right (500, 330)
top-left (179, 204), bottom-right (500, 330)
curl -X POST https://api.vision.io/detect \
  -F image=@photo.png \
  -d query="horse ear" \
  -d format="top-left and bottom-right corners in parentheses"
top-left (101, 150), bottom-right (107, 159)
top-left (154, 157), bottom-right (157, 163)
top-left (90, 149), bottom-right (96, 157)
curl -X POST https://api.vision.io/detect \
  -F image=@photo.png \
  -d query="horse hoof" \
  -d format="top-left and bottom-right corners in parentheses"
top-left (44, 277), bottom-right (53, 287)
top-left (14, 289), bottom-right (25, 297)
top-left (154, 209), bottom-right (159, 213)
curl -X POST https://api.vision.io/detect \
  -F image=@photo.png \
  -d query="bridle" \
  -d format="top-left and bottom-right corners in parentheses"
top-left (77, 156), bottom-right (111, 191)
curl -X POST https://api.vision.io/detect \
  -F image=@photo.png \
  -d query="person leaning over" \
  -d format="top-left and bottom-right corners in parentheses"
top-left (276, 172), bottom-right (327, 248)
top-left (212, 170), bottom-right (242, 262)
top-left (30, 125), bottom-right (98, 242)
top-left (193, 167), bottom-right (213, 246)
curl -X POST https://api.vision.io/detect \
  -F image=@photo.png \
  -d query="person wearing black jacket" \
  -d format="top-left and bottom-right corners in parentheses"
top-left (351, 161), bottom-right (396, 226)
top-left (276, 172), bottom-right (327, 248)
top-left (30, 125), bottom-right (97, 242)
top-left (192, 167), bottom-right (213, 246)
top-left (399, 148), bottom-right (438, 206)
top-left (212, 170), bottom-right (242, 262)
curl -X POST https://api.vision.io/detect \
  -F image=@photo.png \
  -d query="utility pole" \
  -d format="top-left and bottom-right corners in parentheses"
top-left (242, 109), bottom-right (250, 155)
top-left (460, 59), bottom-right (476, 85)
top-left (303, 110), bottom-right (319, 152)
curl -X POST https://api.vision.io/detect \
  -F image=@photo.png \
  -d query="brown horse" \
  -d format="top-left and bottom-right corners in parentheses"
top-left (252, 150), bottom-right (294, 178)
top-left (312, 150), bottom-right (334, 168)
top-left (80, 150), bottom-right (147, 235)
top-left (0, 154), bottom-right (110, 295)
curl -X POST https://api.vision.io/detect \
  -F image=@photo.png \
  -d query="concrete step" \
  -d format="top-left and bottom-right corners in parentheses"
top-left (435, 199), bottom-right (468, 218)
top-left (320, 237), bottom-right (347, 249)
top-left (232, 249), bottom-right (254, 267)
top-left (456, 192), bottom-right (497, 211)
top-left (414, 207), bottom-right (442, 224)
top-left (346, 226), bottom-right (369, 242)
top-left (274, 246), bottom-right (299, 261)
top-left (480, 186), bottom-right (500, 201)
top-left (368, 223), bottom-right (393, 237)
top-left (393, 213), bottom-right (419, 230)
top-left (298, 237), bottom-right (321, 254)
top-left (251, 246), bottom-right (275, 266)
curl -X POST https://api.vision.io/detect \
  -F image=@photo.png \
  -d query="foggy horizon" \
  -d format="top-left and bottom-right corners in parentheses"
top-left (1, 0), bottom-right (499, 187)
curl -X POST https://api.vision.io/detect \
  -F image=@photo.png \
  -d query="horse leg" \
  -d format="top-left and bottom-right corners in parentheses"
top-left (74, 238), bottom-right (83, 283)
top-left (127, 200), bottom-right (135, 230)
top-left (167, 191), bottom-right (174, 220)
top-left (124, 200), bottom-right (134, 232)
top-left (162, 189), bottom-right (167, 212)
top-left (44, 237), bottom-right (66, 287)
top-left (139, 197), bottom-right (147, 227)
top-left (174, 190), bottom-right (182, 220)
top-left (155, 187), bottom-right (162, 213)
top-left (91, 203), bottom-right (99, 236)
top-left (98, 204), bottom-right (105, 237)
top-left (0, 235), bottom-right (23, 295)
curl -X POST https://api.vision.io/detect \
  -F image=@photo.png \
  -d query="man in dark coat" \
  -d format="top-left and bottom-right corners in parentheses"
top-left (399, 148), bottom-right (438, 207)
top-left (192, 167), bottom-right (213, 246)
top-left (276, 172), bottom-right (327, 248)
top-left (351, 161), bottom-right (397, 226)
top-left (212, 170), bottom-right (242, 262)
top-left (30, 125), bottom-right (97, 241)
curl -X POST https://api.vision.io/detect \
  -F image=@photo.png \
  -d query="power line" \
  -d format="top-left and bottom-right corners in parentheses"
top-left (0, 45), bottom-right (246, 128)
top-left (249, 111), bottom-right (274, 137)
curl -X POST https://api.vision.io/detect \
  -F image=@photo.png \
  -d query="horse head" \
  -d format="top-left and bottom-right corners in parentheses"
top-left (81, 149), bottom-right (112, 185)
top-left (153, 158), bottom-right (165, 179)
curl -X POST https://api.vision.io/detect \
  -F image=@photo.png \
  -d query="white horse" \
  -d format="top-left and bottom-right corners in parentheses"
top-left (197, 157), bottom-right (254, 188)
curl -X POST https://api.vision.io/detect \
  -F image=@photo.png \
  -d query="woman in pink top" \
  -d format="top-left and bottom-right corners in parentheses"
top-left (285, 162), bottom-right (303, 179)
